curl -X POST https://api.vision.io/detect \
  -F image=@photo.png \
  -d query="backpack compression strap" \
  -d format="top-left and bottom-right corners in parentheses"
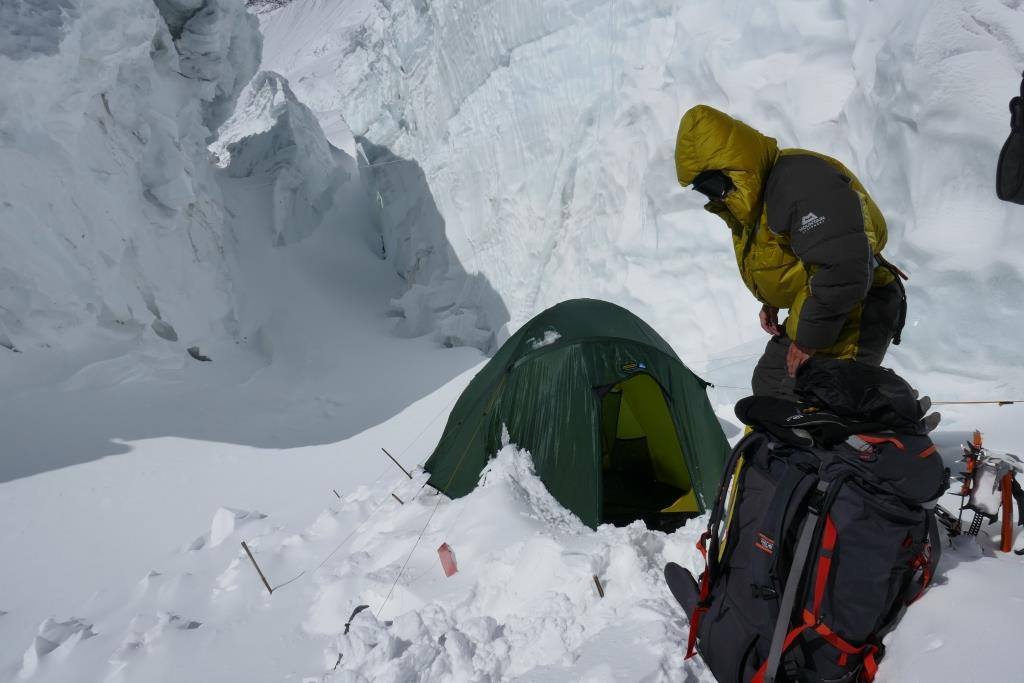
top-left (1014, 478), bottom-right (1024, 527)
top-left (996, 71), bottom-right (1024, 204)
top-left (907, 513), bottom-right (942, 605)
top-left (1013, 479), bottom-right (1024, 555)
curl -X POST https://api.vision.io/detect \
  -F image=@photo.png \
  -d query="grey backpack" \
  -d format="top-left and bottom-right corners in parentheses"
top-left (683, 426), bottom-right (945, 683)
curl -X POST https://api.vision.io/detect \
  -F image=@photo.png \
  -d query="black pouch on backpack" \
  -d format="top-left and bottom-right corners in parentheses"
top-left (997, 72), bottom-right (1024, 205)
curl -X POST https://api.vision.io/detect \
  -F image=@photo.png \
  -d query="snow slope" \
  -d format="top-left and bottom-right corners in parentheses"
top-left (2, 0), bottom-right (1024, 682)
top-left (3, 385), bottom-right (1021, 682)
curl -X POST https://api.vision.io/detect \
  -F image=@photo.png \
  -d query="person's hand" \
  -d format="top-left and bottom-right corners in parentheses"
top-left (786, 342), bottom-right (815, 377)
top-left (759, 305), bottom-right (781, 336)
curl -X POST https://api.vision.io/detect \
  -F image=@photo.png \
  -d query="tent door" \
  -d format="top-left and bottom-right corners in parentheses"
top-left (598, 373), bottom-right (699, 529)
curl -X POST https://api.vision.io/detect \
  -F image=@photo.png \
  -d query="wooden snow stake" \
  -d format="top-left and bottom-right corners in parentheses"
top-left (241, 541), bottom-right (274, 595)
top-left (438, 543), bottom-right (458, 577)
top-left (593, 575), bottom-right (605, 598)
top-left (382, 448), bottom-right (413, 480)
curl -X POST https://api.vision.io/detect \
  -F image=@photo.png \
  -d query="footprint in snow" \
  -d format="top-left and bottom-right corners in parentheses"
top-left (109, 612), bottom-right (202, 671)
top-left (133, 570), bottom-right (163, 600)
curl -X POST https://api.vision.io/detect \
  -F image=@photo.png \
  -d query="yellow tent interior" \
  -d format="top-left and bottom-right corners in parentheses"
top-left (600, 373), bottom-right (699, 527)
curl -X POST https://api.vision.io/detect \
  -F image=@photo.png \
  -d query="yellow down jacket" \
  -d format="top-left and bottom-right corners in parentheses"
top-left (674, 105), bottom-right (895, 357)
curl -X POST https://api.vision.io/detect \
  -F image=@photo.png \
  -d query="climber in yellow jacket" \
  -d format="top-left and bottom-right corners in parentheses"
top-left (675, 105), bottom-right (907, 401)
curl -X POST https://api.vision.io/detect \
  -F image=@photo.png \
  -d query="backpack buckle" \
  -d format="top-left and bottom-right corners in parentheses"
top-left (806, 488), bottom-right (827, 515)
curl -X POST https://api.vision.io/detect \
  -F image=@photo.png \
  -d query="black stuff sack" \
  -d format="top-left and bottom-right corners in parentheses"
top-left (997, 71), bottom-right (1024, 205)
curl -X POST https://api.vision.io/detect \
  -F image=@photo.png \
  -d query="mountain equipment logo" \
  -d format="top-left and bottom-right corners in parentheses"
top-left (799, 211), bottom-right (827, 232)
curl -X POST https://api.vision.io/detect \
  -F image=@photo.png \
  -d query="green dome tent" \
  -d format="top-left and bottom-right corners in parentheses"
top-left (423, 299), bottom-right (730, 529)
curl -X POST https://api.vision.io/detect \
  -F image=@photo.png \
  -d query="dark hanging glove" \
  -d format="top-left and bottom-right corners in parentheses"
top-left (794, 357), bottom-right (925, 431)
top-left (996, 71), bottom-right (1024, 204)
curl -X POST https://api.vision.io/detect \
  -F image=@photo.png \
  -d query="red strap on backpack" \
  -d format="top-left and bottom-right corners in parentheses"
top-left (752, 610), bottom-right (880, 682)
top-left (812, 516), bottom-right (838, 616)
top-left (750, 621), bottom-right (814, 683)
top-left (686, 532), bottom-right (713, 659)
top-left (856, 434), bottom-right (905, 450)
top-left (696, 530), bottom-right (710, 561)
top-left (751, 514), bottom-right (879, 683)
top-left (907, 542), bottom-right (936, 604)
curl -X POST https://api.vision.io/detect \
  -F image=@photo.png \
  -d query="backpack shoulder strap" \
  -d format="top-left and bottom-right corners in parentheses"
top-left (706, 431), bottom-right (765, 565)
top-left (759, 479), bottom-right (830, 683)
top-left (750, 466), bottom-right (817, 600)
top-left (686, 432), bottom-right (765, 659)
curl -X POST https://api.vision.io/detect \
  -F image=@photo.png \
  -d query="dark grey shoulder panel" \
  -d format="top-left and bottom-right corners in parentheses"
top-left (765, 154), bottom-right (857, 236)
top-left (765, 154), bottom-right (874, 349)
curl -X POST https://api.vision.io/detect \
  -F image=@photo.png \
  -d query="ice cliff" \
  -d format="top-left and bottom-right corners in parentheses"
top-left (0, 0), bottom-right (261, 352)
top-left (257, 0), bottom-right (1024, 390)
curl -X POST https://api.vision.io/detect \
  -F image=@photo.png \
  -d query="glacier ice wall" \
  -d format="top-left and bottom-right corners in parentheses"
top-left (218, 70), bottom-right (345, 246)
top-left (258, 0), bottom-right (1024, 388)
top-left (214, 68), bottom-right (507, 352)
top-left (0, 0), bottom-right (260, 352)
top-left (154, 0), bottom-right (262, 135)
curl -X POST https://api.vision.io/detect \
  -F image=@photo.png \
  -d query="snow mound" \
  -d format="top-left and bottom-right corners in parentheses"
top-left (1, 440), bottom-right (703, 681)
top-left (259, 443), bottom-right (704, 680)
top-left (209, 506), bottom-right (268, 548)
top-left (20, 617), bottom-right (97, 679)
top-left (476, 438), bottom-right (586, 532)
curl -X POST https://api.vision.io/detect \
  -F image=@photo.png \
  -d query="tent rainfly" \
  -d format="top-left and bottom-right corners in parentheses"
top-left (423, 299), bottom-right (730, 530)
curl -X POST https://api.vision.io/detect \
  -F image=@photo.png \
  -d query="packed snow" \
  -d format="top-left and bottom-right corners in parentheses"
top-left (1, 0), bottom-right (1023, 681)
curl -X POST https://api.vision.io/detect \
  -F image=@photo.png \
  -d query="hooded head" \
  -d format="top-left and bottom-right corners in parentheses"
top-left (674, 105), bottom-right (779, 229)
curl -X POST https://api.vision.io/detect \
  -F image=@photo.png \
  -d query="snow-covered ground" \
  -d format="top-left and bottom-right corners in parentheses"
top-left (1, 0), bottom-right (1023, 681)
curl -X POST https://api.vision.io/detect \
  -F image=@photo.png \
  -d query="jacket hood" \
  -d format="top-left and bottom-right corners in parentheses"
top-left (675, 105), bottom-right (779, 228)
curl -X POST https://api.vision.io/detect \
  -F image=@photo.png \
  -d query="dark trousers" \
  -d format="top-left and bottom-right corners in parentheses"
top-left (751, 281), bottom-right (903, 401)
